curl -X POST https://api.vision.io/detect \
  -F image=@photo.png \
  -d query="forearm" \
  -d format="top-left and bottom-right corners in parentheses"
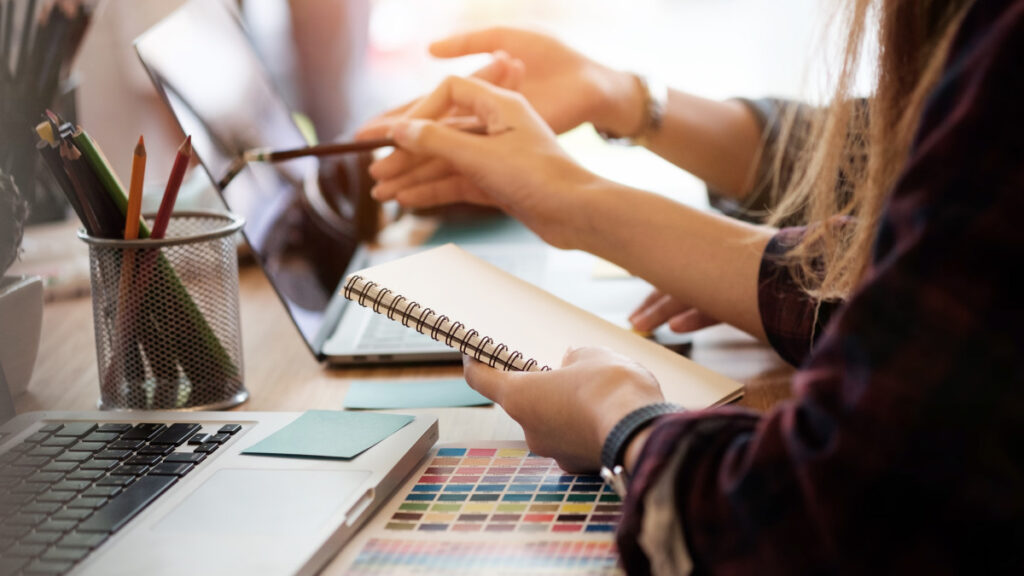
top-left (567, 177), bottom-right (771, 340)
top-left (596, 78), bottom-right (764, 199)
top-left (647, 92), bottom-right (764, 198)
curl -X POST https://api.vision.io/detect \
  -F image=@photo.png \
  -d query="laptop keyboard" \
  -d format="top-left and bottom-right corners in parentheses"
top-left (0, 421), bottom-right (243, 576)
top-left (355, 315), bottom-right (450, 352)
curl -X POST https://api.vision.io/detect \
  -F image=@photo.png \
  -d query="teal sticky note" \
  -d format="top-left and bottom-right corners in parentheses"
top-left (343, 378), bottom-right (493, 410)
top-left (242, 410), bottom-right (414, 460)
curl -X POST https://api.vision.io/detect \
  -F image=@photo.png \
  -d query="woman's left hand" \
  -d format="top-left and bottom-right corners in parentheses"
top-left (464, 346), bottom-right (666, 473)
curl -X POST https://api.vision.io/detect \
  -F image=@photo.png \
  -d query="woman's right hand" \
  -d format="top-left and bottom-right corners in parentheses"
top-left (374, 75), bottom-right (598, 249)
top-left (630, 289), bottom-right (719, 334)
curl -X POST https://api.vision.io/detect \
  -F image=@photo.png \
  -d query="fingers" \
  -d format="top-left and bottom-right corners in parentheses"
top-left (371, 158), bottom-right (453, 202)
top-left (402, 75), bottom-right (522, 131)
top-left (463, 355), bottom-right (520, 403)
top-left (368, 149), bottom-right (428, 181)
top-left (560, 345), bottom-right (623, 367)
top-left (390, 77), bottom-right (524, 161)
top-left (667, 309), bottom-right (719, 333)
top-left (631, 289), bottom-right (665, 317)
top-left (355, 99), bottom-right (420, 140)
top-left (630, 293), bottom-right (690, 332)
top-left (494, 54), bottom-right (525, 91)
top-left (429, 27), bottom-right (515, 58)
top-left (472, 50), bottom-right (525, 91)
top-left (391, 175), bottom-right (496, 209)
top-left (359, 52), bottom-right (523, 141)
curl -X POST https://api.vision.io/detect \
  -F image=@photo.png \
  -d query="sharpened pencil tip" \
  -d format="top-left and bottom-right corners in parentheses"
top-left (181, 135), bottom-right (192, 156)
top-left (134, 135), bottom-right (146, 157)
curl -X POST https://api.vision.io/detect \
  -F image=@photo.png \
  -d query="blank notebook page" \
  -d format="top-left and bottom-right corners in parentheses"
top-left (349, 244), bottom-right (743, 409)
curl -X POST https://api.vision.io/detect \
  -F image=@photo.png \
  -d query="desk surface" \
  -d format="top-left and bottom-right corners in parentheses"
top-left (19, 262), bottom-right (794, 573)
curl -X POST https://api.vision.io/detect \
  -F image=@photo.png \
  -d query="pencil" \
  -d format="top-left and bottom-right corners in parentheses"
top-left (151, 135), bottom-right (191, 240)
top-left (36, 139), bottom-right (94, 233)
top-left (243, 121), bottom-right (493, 163)
top-left (59, 140), bottom-right (117, 236)
top-left (114, 134), bottom-right (147, 396)
top-left (125, 135), bottom-right (145, 240)
top-left (71, 125), bottom-right (151, 237)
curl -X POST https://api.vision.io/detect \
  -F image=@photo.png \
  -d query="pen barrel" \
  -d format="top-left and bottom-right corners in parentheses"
top-left (79, 211), bottom-right (248, 411)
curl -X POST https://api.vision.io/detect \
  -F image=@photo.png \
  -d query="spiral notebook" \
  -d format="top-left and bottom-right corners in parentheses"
top-left (342, 244), bottom-right (743, 408)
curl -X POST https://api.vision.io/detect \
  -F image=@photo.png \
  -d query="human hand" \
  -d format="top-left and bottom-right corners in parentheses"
top-left (464, 347), bottom-right (666, 473)
top-left (356, 47), bottom-right (526, 140)
top-left (358, 28), bottom-right (642, 224)
top-left (630, 289), bottom-right (719, 334)
top-left (370, 76), bottom-right (598, 248)
top-left (358, 27), bottom-right (642, 140)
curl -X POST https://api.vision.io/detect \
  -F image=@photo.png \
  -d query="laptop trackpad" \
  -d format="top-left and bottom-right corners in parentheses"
top-left (154, 468), bottom-right (371, 536)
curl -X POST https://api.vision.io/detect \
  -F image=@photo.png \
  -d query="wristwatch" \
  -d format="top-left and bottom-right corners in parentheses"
top-left (600, 402), bottom-right (682, 496)
top-left (596, 74), bottom-right (668, 147)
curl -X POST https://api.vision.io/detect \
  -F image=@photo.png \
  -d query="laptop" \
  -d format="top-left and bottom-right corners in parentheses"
top-left (134, 0), bottom-right (691, 366)
top-left (0, 361), bottom-right (438, 575)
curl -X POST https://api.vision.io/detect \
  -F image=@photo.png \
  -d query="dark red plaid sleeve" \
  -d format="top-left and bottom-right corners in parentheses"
top-left (757, 226), bottom-right (840, 366)
top-left (617, 0), bottom-right (1024, 573)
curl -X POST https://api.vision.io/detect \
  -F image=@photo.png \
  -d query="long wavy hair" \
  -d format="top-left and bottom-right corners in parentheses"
top-left (768, 0), bottom-right (974, 300)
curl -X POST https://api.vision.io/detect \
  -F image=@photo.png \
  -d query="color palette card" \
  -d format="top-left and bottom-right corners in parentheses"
top-left (342, 442), bottom-right (623, 575)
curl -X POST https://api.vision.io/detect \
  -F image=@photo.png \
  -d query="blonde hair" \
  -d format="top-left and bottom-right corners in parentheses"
top-left (769, 0), bottom-right (974, 300)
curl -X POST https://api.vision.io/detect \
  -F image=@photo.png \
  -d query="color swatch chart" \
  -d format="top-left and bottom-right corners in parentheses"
top-left (387, 447), bottom-right (622, 534)
top-left (348, 539), bottom-right (620, 575)
top-left (343, 444), bottom-right (624, 575)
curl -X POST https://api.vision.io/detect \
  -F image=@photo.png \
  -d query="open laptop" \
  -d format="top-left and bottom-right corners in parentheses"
top-left (134, 0), bottom-right (691, 365)
top-left (0, 361), bottom-right (438, 575)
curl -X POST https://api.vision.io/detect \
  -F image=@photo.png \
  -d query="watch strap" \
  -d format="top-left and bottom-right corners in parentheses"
top-left (600, 402), bottom-right (681, 472)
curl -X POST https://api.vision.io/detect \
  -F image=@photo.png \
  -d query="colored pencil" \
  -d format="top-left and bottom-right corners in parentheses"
top-left (59, 139), bottom-right (119, 236)
top-left (125, 135), bottom-right (145, 240)
top-left (151, 136), bottom-right (191, 240)
top-left (112, 135), bottom-right (147, 395)
top-left (70, 126), bottom-right (151, 237)
top-left (36, 139), bottom-right (94, 233)
top-left (243, 122), bottom-right (493, 163)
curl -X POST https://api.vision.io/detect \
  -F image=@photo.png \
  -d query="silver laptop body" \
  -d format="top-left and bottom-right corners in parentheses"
top-left (0, 362), bottom-right (438, 575)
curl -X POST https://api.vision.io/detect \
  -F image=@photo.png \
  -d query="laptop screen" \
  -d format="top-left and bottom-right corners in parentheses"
top-left (134, 0), bottom-right (308, 188)
top-left (135, 0), bottom-right (361, 349)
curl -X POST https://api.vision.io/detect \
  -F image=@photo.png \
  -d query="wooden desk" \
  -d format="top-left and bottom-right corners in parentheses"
top-left (21, 263), bottom-right (793, 416)
top-left (18, 262), bottom-right (793, 572)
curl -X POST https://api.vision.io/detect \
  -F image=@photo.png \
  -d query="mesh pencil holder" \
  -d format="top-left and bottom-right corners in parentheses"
top-left (78, 211), bottom-right (247, 411)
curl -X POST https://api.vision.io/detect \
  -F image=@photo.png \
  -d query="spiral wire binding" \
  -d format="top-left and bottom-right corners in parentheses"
top-left (343, 275), bottom-right (551, 372)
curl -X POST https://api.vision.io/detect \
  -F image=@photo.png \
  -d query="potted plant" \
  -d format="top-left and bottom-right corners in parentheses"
top-left (0, 169), bottom-right (44, 396)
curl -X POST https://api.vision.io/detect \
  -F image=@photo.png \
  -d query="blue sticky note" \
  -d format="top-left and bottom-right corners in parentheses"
top-left (343, 378), bottom-right (493, 410)
top-left (242, 410), bottom-right (413, 460)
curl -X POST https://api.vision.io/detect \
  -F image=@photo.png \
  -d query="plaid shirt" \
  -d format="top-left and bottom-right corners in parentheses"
top-left (618, 1), bottom-right (1024, 574)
